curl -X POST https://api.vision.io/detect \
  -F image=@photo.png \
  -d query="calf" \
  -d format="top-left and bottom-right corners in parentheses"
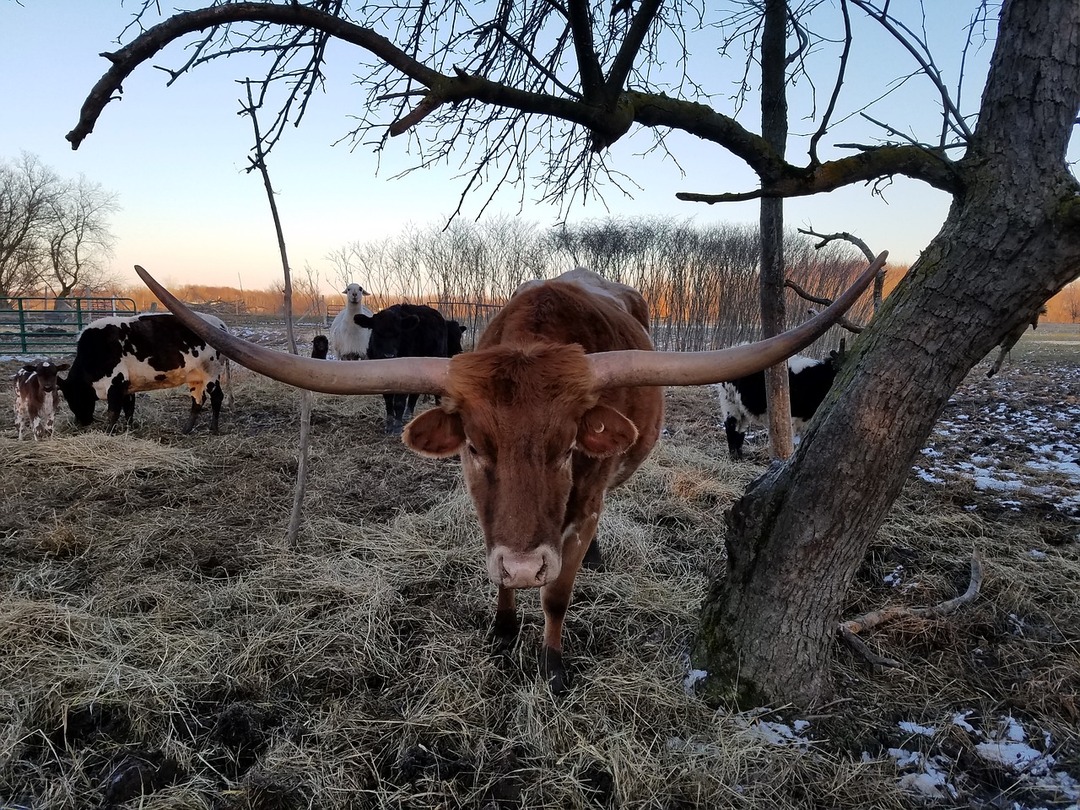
top-left (329, 283), bottom-right (373, 360)
top-left (355, 303), bottom-right (449, 433)
top-left (58, 312), bottom-right (230, 433)
top-left (12, 360), bottom-right (70, 439)
top-left (717, 353), bottom-right (839, 460)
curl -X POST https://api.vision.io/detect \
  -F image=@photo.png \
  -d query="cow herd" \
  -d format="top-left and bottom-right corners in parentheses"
top-left (10, 260), bottom-right (883, 694)
top-left (6, 284), bottom-right (470, 440)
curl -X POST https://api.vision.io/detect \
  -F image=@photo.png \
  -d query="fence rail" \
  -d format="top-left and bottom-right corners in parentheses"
top-left (0, 297), bottom-right (138, 356)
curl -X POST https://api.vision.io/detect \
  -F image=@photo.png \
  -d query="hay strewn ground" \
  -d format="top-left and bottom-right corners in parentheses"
top-left (1, 331), bottom-right (1078, 809)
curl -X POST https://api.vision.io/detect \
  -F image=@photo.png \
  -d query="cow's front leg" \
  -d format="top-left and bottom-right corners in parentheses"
top-left (105, 381), bottom-right (130, 432)
top-left (490, 586), bottom-right (519, 655)
top-left (539, 512), bottom-right (599, 695)
top-left (182, 391), bottom-right (205, 434)
top-left (207, 381), bottom-right (224, 434)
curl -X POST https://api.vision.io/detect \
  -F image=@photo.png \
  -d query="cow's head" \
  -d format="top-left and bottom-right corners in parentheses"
top-left (446, 321), bottom-right (467, 357)
top-left (355, 307), bottom-right (420, 359)
top-left (57, 374), bottom-right (96, 425)
top-left (15, 361), bottom-right (70, 393)
top-left (403, 343), bottom-right (638, 588)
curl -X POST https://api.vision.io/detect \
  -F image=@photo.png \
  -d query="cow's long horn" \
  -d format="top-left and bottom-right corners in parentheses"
top-left (588, 251), bottom-right (887, 389)
top-left (134, 265), bottom-right (449, 395)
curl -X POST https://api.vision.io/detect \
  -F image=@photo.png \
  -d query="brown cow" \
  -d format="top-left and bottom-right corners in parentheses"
top-left (12, 360), bottom-right (70, 440)
top-left (134, 257), bottom-right (885, 693)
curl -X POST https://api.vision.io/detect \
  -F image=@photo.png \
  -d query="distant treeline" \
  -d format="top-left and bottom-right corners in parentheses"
top-left (96, 218), bottom-right (1078, 344)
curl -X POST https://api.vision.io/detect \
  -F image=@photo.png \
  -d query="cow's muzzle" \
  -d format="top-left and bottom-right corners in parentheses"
top-left (488, 546), bottom-right (561, 589)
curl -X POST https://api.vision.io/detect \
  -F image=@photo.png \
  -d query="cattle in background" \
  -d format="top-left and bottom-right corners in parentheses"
top-left (12, 360), bottom-right (70, 439)
top-left (311, 334), bottom-right (329, 360)
top-left (58, 312), bottom-right (230, 434)
top-left (446, 320), bottom-right (467, 357)
top-left (986, 305), bottom-right (1047, 378)
top-left (355, 303), bottom-right (449, 434)
top-left (136, 254), bottom-right (884, 695)
top-left (329, 283), bottom-right (373, 361)
top-left (716, 353), bottom-right (840, 460)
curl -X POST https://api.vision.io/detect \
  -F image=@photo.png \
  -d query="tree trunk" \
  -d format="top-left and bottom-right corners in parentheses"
top-left (760, 0), bottom-right (793, 460)
top-left (694, 0), bottom-right (1080, 707)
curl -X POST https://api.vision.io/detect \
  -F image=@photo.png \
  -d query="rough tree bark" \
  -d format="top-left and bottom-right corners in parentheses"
top-left (694, 0), bottom-right (1080, 706)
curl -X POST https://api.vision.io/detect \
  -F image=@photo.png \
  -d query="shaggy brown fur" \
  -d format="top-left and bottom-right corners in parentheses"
top-left (404, 270), bottom-right (663, 693)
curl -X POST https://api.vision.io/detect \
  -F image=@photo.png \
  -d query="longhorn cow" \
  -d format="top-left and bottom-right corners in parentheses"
top-left (135, 256), bottom-right (885, 693)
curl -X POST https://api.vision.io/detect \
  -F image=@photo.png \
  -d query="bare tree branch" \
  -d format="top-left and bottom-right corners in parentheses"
top-left (840, 554), bottom-right (985, 636)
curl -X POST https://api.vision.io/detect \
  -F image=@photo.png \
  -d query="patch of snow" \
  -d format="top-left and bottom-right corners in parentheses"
top-left (884, 565), bottom-right (904, 587)
top-left (683, 668), bottom-right (707, 694)
top-left (951, 711), bottom-right (975, 732)
top-left (898, 721), bottom-right (938, 737)
top-left (1027, 549), bottom-right (1048, 561)
top-left (745, 720), bottom-right (811, 748)
top-left (913, 467), bottom-right (945, 485)
top-left (975, 741), bottom-right (1054, 775)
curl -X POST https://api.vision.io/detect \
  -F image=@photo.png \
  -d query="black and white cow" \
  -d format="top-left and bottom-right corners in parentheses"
top-left (354, 303), bottom-right (449, 434)
top-left (58, 312), bottom-right (230, 434)
top-left (716, 353), bottom-right (839, 460)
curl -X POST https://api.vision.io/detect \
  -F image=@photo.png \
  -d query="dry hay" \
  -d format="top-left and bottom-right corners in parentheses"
top-left (1, 342), bottom-right (1078, 809)
top-left (3, 433), bottom-right (201, 481)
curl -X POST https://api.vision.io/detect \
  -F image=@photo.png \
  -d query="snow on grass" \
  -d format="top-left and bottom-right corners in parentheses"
top-left (883, 714), bottom-right (1078, 805)
top-left (912, 364), bottom-right (1080, 520)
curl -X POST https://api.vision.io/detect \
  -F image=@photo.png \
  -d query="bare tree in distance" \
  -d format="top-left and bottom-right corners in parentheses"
top-left (68, 0), bottom-right (1080, 706)
top-left (0, 154), bottom-right (120, 302)
top-left (43, 174), bottom-right (120, 299)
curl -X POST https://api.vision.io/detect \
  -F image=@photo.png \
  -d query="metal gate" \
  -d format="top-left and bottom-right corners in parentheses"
top-left (0, 297), bottom-right (138, 356)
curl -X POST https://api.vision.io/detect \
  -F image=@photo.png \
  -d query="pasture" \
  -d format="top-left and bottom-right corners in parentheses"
top-left (1, 326), bottom-right (1078, 809)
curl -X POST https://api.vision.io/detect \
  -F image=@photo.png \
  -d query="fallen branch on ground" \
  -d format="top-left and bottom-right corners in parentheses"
top-left (838, 553), bottom-right (984, 668)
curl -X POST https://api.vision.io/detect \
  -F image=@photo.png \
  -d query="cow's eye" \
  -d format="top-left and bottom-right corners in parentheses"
top-left (466, 442), bottom-right (480, 456)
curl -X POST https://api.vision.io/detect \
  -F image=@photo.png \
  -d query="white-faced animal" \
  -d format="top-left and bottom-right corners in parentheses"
top-left (13, 360), bottom-right (70, 439)
top-left (329, 283), bottom-right (373, 361)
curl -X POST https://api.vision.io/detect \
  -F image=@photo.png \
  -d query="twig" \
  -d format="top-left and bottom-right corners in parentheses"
top-left (841, 553), bottom-right (985, 636)
top-left (240, 79), bottom-right (313, 550)
top-left (784, 279), bottom-right (863, 333)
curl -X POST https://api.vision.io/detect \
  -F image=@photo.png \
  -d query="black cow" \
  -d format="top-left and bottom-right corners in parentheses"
top-left (58, 312), bottom-right (229, 434)
top-left (446, 320), bottom-right (467, 357)
top-left (355, 304), bottom-right (449, 433)
top-left (716, 353), bottom-right (839, 460)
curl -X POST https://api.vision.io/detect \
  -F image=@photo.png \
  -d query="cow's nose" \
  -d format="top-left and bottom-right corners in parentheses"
top-left (489, 547), bottom-right (559, 588)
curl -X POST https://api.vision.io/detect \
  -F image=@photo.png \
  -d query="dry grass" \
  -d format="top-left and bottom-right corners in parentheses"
top-left (1, 338), bottom-right (1078, 809)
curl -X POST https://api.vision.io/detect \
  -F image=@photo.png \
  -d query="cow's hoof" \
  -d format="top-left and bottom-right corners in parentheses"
top-left (489, 610), bottom-right (520, 656)
top-left (541, 647), bottom-right (570, 697)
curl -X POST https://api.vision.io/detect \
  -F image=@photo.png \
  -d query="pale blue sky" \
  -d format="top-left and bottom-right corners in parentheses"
top-left (5, 1), bottom-right (1062, 293)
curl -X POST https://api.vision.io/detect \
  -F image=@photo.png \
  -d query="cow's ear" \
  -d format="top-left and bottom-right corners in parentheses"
top-left (404, 408), bottom-right (465, 458)
top-left (56, 363), bottom-right (71, 373)
top-left (354, 313), bottom-right (373, 327)
top-left (577, 404), bottom-right (638, 458)
top-left (401, 314), bottom-right (421, 332)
